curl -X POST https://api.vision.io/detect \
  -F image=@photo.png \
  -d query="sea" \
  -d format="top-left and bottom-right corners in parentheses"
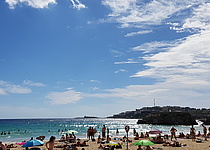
top-left (0, 118), bottom-right (206, 143)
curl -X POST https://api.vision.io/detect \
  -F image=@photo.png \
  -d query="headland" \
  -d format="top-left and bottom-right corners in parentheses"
top-left (108, 106), bottom-right (210, 125)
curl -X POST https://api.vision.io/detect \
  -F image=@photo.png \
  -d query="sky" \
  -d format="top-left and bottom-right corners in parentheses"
top-left (0, 0), bottom-right (210, 119)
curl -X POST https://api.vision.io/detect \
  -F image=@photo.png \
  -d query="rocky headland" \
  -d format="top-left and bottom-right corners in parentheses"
top-left (108, 106), bottom-right (210, 125)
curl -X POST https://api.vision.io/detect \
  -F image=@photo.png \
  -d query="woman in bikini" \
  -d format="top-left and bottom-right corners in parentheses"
top-left (46, 136), bottom-right (56, 150)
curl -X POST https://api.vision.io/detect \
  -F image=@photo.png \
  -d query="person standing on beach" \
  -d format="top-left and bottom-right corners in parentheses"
top-left (202, 124), bottom-right (207, 141)
top-left (170, 127), bottom-right (177, 140)
top-left (102, 125), bottom-right (106, 138)
top-left (190, 125), bottom-right (196, 141)
top-left (208, 127), bottom-right (210, 136)
top-left (46, 136), bottom-right (55, 150)
top-left (0, 142), bottom-right (6, 150)
top-left (133, 128), bottom-right (136, 136)
top-left (93, 128), bottom-right (97, 139)
top-left (116, 129), bottom-right (119, 135)
top-left (87, 127), bottom-right (91, 140)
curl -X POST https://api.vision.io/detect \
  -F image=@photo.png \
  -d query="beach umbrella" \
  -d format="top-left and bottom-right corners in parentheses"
top-left (22, 140), bottom-right (44, 147)
top-left (149, 129), bottom-right (162, 134)
top-left (133, 140), bottom-right (154, 146)
top-left (16, 142), bottom-right (26, 145)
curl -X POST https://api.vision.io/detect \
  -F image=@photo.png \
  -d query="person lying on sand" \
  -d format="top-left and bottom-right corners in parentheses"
top-left (98, 144), bottom-right (104, 150)
top-left (163, 141), bottom-right (187, 147)
top-left (80, 141), bottom-right (88, 147)
top-left (5, 144), bottom-right (17, 148)
top-left (69, 145), bottom-right (78, 150)
top-left (0, 142), bottom-right (6, 150)
top-left (151, 134), bottom-right (164, 144)
top-left (145, 145), bottom-right (153, 150)
top-left (178, 132), bottom-right (185, 138)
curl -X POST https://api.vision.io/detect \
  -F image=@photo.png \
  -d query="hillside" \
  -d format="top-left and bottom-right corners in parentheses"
top-left (108, 106), bottom-right (210, 125)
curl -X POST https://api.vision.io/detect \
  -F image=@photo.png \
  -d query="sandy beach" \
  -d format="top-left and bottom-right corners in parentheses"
top-left (2, 137), bottom-right (210, 150)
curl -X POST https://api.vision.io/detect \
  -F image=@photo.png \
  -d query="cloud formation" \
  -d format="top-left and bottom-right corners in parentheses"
top-left (90, 80), bottom-right (101, 84)
top-left (132, 31), bottom-right (210, 85)
top-left (0, 80), bottom-right (31, 95)
top-left (168, 3), bottom-right (210, 33)
top-left (46, 88), bottom-right (83, 104)
top-left (131, 2), bottom-right (210, 86)
top-left (133, 40), bottom-right (182, 53)
top-left (23, 80), bottom-right (46, 87)
top-left (124, 30), bottom-right (152, 37)
top-left (5, 0), bottom-right (56, 9)
top-left (85, 1), bottom-right (210, 108)
top-left (70, 0), bottom-right (86, 10)
top-left (5, 0), bottom-right (87, 10)
top-left (115, 69), bottom-right (127, 74)
top-left (102, 0), bottom-right (207, 28)
top-left (114, 58), bottom-right (139, 64)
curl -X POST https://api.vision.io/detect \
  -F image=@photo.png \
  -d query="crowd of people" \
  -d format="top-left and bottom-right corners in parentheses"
top-left (131, 124), bottom-right (210, 149)
top-left (1, 124), bottom-right (210, 150)
top-left (59, 133), bottom-right (77, 143)
top-left (0, 142), bottom-right (18, 150)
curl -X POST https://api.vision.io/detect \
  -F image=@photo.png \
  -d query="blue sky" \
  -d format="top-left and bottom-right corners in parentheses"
top-left (0, 0), bottom-right (210, 118)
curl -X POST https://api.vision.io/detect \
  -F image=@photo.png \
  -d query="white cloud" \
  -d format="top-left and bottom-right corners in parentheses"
top-left (167, 3), bottom-right (210, 33)
top-left (0, 88), bottom-right (7, 95)
top-left (90, 87), bottom-right (100, 91)
top-left (90, 80), bottom-right (100, 84)
top-left (5, 0), bottom-right (18, 9)
top-left (5, 0), bottom-right (57, 9)
top-left (84, 1), bottom-right (210, 108)
top-left (115, 69), bottom-right (127, 73)
top-left (124, 30), bottom-right (152, 37)
top-left (131, 31), bottom-right (210, 85)
top-left (70, 0), bottom-right (86, 10)
top-left (87, 84), bottom-right (171, 100)
top-left (85, 79), bottom-right (210, 108)
top-left (0, 80), bottom-right (31, 94)
top-left (133, 40), bottom-right (181, 53)
top-left (46, 88), bottom-right (83, 104)
top-left (102, 0), bottom-right (208, 28)
top-left (114, 58), bottom-right (139, 64)
top-left (23, 80), bottom-right (46, 87)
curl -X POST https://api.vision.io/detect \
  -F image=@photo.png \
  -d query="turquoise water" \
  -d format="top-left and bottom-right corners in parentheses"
top-left (0, 118), bottom-right (205, 142)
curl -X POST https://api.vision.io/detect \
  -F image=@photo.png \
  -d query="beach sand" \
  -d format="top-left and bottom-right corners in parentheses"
top-left (3, 137), bottom-right (210, 150)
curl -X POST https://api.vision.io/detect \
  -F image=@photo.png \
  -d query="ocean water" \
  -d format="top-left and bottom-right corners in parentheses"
top-left (0, 118), bottom-right (206, 142)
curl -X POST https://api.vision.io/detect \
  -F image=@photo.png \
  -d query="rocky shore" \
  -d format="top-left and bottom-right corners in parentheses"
top-left (108, 106), bottom-right (210, 125)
